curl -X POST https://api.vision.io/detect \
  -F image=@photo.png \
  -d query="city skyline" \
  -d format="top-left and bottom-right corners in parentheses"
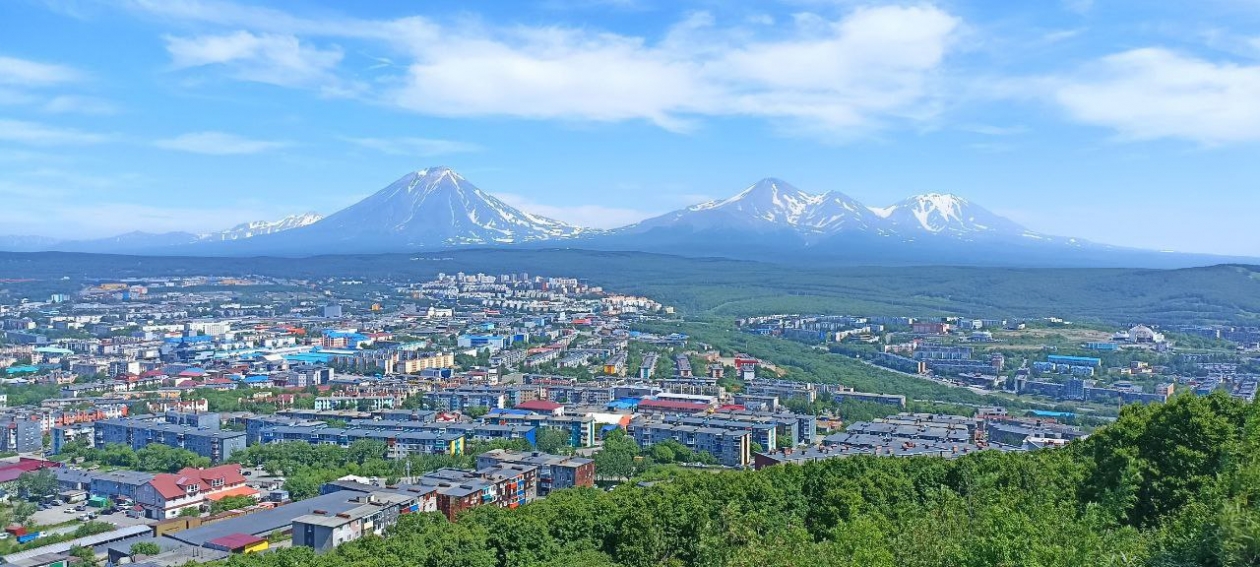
top-left (3, 0), bottom-right (1260, 255)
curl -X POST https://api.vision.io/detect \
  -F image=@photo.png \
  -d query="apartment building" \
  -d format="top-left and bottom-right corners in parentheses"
top-left (93, 417), bottom-right (246, 462)
top-left (476, 450), bottom-right (596, 496)
top-left (625, 421), bottom-right (752, 467)
top-left (291, 492), bottom-right (416, 552)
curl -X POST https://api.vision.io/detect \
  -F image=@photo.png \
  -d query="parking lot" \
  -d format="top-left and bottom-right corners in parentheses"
top-left (28, 500), bottom-right (154, 533)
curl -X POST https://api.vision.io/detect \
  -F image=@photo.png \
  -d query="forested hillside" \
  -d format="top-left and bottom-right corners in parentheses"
top-left (3, 250), bottom-right (1260, 324)
top-left (221, 393), bottom-right (1258, 567)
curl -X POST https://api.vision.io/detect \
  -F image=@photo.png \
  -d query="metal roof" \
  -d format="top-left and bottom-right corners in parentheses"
top-left (2, 525), bottom-right (151, 564)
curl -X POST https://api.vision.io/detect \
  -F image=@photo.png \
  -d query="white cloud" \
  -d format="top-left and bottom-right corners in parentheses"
top-left (164, 30), bottom-right (345, 89)
top-left (1054, 48), bottom-right (1260, 144)
top-left (0, 88), bottom-right (37, 105)
top-left (960, 123), bottom-right (1026, 136)
top-left (385, 5), bottom-right (959, 133)
top-left (0, 55), bottom-right (81, 86)
top-left (140, 1), bottom-right (961, 136)
top-left (0, 119), bottom-right (108, 145)
top-left (343, 136), bottom-right (481, 156)
top-left (1042, 28), bottom-right (1084, 44)
top-left (42, 95), bottom-right (118, 115)
top-left (1062, 0), bottom-right (1093, 14)
top-left (495, 193), bottom-right (659, 229)
top-left (154, 131), bottom-right (290, 154)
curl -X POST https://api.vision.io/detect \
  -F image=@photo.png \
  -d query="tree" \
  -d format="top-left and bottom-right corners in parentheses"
top-left (178, 507), bottom-right (201, 518)
top-left (347, 439), bottom-right (387, 464)
top-left (129, 542), bottom-right (161, 557)
top-left (68, 545), bottom-right (98, 567)
top-left (535, 428), bottom-right (573, 455)
top-left (594, 429), bottom-right (641, 480)
top-left (210, 495), bottom-right (257, 515)
top-left (12, 501), bottom-right (37, 525)
top-left (15, 468), bottom-right (58, 498)
top-left (136, 443), bottom-right (210, 473)
top-left (465, 405), bottom-right (490, 419)
top-left (649, 442), bottom-right (676, 464)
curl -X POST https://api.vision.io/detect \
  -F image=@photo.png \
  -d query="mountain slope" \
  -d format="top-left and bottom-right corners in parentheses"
top-left (55, 231), bottom-right (201, 253)
top-left (0, 235), bottom-right (63, 253)
top-left (874, 193), bottom-right (1027, 238)
top-left (200, 213), bottom-right (323, 242)
top-left (626, 178), bottom-right (829, 234)
top-left (616, 179), bottom-right (1043, 248)
top-left (801, 191), bottom-right (882, 235)
top-left (224, 167), bottom-right (586, 253)
top-left (0, 213), bottom-right (325, 254)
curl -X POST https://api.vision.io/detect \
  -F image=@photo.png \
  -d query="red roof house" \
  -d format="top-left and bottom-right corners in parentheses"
top-left (514, 400), bottom-right (564, 416)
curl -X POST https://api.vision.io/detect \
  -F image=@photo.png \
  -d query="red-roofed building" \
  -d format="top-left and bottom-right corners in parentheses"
top-left (514, 400), bottom-right (563, 416)
top-left (207, 533), bottom-right (269, 554)
top-left (636, 399), bottom-right (711, 414)
top-left (135, 464), bottom-right (251, 519)
top-left (0, 459), bottom-right (60, 484)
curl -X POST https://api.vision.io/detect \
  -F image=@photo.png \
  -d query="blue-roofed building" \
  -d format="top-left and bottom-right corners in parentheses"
top-left (4, 365), bottom-right (41, 375)
top-left (607, 398), bottom-right (640, 411)
top-left (284, 351), bottom-right (335, 364)
top-left (457, 334), bottom-right (510, 351)
top-left (1083, 342), bottom-right (1120, 351)
top-left (243, 375), bottom-right (272, 387)
top-left (1046, 355), bottom-right (1102, 367)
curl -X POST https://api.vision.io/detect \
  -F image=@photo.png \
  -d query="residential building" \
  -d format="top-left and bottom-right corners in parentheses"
top-left (625, 421), bottom-right (752, 468)
top-left (135, 464), bottom-right (254, 519)
top-left (475, 450), bottom-right (595, 496)
top-left (0, 418), bottom-right (43, 453)
top-left (93, 417), bottom-right (246, 462)
top-left (291, 492), bottom-right (415, 552)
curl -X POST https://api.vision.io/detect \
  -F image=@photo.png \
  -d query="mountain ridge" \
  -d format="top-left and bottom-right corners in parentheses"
top-left (0, 167), bottom-right (1250, 269)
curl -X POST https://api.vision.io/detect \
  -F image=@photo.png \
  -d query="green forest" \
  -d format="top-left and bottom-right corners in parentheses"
top-left (3, 249), bottom-right (1259, 324)
top-left (215, 393), bottom-right (1258, 567)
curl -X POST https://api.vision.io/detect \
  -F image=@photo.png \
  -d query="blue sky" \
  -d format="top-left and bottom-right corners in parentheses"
top-left (2, 0), bottom-right (1259, 256)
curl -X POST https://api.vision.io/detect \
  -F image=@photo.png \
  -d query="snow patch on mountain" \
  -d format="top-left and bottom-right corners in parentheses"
top-left (624, 178), bottom-right (1024, 243)
top-left (288, 166), bottom-right (586, 248)
top-left (199, 212), bottom-right (324, 242)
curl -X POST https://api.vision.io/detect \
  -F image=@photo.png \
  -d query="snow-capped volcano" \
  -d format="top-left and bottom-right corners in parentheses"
top-left (877, 193), bottom-right (1026, 237)
top-left (199, 212), bottom-right (324, 242)
top-left (287, 167), bottom-right (585, 247)
top-left (624, 179), bottom-right (1017, 242)
top-left (627, 178), bottom-right (874, 235)
top-left (801, 191), bottom-right (881, 234)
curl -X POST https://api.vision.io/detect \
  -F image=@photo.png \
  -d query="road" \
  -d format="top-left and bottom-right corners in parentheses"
top-left (848, 355), bottom-right (998, 396)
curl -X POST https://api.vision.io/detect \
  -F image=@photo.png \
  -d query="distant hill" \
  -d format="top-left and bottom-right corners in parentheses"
top-left (0, 212), bottom-right (324, 254)
top-left (2, 249), bottom-right (1257, 325)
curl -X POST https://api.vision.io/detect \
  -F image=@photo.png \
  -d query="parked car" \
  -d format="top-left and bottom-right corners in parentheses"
top-left (74, 505), bottom-right (86, 511)
top-left (63, 509), bottom-right (75, 514)
top-left (77, 514), bottom-right (90, 521)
